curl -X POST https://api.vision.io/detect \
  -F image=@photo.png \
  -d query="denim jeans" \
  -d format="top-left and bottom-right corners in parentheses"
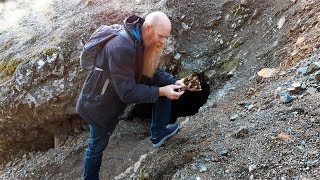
top-left (83, 97), bottom-right (171, 180)
top-left (150, 96), bottom-right (172, 138)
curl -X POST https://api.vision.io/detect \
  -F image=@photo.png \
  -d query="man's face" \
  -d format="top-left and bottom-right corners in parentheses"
top-left (144, 25), bottom-right (170, 49)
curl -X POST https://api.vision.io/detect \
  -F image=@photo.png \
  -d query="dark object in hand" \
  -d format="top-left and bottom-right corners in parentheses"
top-left (177, 74), bottom-right (201, 91)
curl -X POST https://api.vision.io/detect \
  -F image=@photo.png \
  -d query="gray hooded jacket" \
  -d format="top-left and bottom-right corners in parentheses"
top-left (77, 15), bottom-right (178, 129)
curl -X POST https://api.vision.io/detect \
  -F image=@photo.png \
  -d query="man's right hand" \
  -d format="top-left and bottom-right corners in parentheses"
top-left (159, 85), bottom-right (184, 99)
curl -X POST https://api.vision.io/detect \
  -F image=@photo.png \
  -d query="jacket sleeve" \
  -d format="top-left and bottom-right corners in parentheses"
top-left (152, 69), bottom-right (179, 86)
top-left (107, 45), bottom-right (159, 104)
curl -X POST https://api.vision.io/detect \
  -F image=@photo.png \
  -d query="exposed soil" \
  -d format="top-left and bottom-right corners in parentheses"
top-left (0, 0), bottom-right (319, 179)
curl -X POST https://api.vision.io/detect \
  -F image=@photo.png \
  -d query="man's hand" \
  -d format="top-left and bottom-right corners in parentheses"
top-left (159, 85), bottom-right (184, 99)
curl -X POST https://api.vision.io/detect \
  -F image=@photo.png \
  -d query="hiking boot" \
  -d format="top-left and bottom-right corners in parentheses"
top-left (151, 123), bottom-right (179, 148)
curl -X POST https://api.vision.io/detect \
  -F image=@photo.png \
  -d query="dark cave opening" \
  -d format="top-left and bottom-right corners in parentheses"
top-left (127, 73), bottom-right (210, 122)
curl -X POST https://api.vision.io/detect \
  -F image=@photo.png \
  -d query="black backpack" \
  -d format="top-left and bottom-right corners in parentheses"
top-left (79, 24), bottom-right (127, 71)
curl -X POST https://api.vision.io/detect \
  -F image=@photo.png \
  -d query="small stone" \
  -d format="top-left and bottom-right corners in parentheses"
top-left (296, 66), bottom-right (309, 75)
top-left (306, 87), bottom-right (317, 95)
top-left (295, 36), bottom-right (305, 46)
top-left (288, 82), bottom-right (303, 94)
top-left (250, 175), bottom-right (254, 180)
top-left (230, 114), bottom-right (238, 121)
top-left (247, 104), bottom-right (255, 111)
top-left (232, 127), bottom-right (249, 138)
top-left (249, 164), bottom-right (257, 172)
top-left (307, 160), bottom-right (320, 167)
top-left (227, 71), bottom-right (234, 77)
top-left (191, 163), bottom-right (198, 171)
top-left (196, 176), bottom-right (202, 180)
top-left (277, 16), bottom-right (286, 29)
top-left (181, 22), bottom-right (190, 30)
top-left (279, 93), bottom-right (292, 104)
top-left (308, 62), bottom-right (320, 74)
top-left (174, 53), bottom-right (182, 60)
top-left (292, 82), bottom-right (302, 88)
top-left (240, 0), bottom-right (248, 6)
top-left (218, 150), bottom-right (229, 156)
top-left (199, 164), bottom-right (207, 172)
top-left (274, 87), bottom-right (282, 98)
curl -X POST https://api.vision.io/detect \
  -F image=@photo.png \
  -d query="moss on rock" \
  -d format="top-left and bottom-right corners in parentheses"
top-left (43, 47), bottom-right (59, 56)
top-left (231, 58), bottom-right (240, 68)
top-left (6, 58), bottom-right (24, 75)
top-left (220, 58), bottom-right (241, 71)
top-left (0, 62), bottom-right (7, 74)
top-left (220, 61), bottom-right (230, 71)
top-left (231, 39), bottom-right (243, 50)
top-left (232, 4), bottom-right (249, 17)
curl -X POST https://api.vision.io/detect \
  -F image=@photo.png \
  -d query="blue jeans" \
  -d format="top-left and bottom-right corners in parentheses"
top-left (83, 97), bottom-right (171, 180)
top-left (150, 96), bottom-right (172, 138)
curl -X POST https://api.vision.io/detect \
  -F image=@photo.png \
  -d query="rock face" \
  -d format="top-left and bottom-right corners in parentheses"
top-left (0, 0), bottom-right (116, 162)
top-left (0, 38), bottom-right (86, 161)
top-left (0, 0), bottom-right (319, 179)
top-left (0, 0), bottom-right (319, 173)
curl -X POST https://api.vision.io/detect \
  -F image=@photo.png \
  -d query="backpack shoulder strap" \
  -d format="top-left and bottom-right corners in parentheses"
top-left (116, 30), bottom-right (135, 48)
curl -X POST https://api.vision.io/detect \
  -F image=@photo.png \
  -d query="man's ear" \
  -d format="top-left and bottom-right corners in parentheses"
top-left (146, 24), bottom-right (151, 32)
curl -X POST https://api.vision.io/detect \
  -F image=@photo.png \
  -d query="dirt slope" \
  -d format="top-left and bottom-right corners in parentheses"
top-left (0, 0), bottom-right (319, 179)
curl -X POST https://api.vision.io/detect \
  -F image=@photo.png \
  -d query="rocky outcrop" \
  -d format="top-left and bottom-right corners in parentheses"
top-left (0, 0), bottom-right (319, 173)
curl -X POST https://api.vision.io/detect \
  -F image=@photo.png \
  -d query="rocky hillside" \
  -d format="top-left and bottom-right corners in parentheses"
top-left (0, 0), bottom-right (319, 179)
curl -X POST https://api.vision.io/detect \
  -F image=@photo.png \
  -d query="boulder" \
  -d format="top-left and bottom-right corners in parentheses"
top-left (256, 68), bottom-right (279, 82)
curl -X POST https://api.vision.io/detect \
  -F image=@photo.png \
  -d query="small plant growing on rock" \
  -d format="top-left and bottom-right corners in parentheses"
top-left (43, 47), bottom-right (59, 57)
top-left (6, 58), bottom-right (24, 75)
top-left (0, 62), bottom-right (7, 74)
top-left (230, 38), bottom-right (243, 50)
top-left (232, 4), bottom-right (249, 17)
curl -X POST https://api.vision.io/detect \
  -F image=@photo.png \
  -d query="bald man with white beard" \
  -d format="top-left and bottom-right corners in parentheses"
top-left (77, 11), bottom-right (201, 180)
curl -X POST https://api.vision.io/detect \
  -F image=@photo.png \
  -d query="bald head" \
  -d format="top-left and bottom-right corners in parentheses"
top-left (141, 11), bottom-right (171, 48)
top-left (144, 11), bottom-right (171, 30)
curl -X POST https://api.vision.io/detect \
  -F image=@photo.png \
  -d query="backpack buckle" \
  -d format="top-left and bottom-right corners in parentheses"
top-left (94, 67), bottom-right (103, 71)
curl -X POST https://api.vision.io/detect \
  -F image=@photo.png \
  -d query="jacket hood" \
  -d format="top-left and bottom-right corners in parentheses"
top-left (123, 15), bottom-right (145, 41)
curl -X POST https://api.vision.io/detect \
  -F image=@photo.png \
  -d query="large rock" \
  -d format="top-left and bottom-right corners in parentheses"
top-left (256, 68), bottom-right (280, 82)
top-left (0, 45), bottom-right (86, 160)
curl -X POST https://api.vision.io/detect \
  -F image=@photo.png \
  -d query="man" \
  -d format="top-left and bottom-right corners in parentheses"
top-left (77, 11), bottom-right (200, 180)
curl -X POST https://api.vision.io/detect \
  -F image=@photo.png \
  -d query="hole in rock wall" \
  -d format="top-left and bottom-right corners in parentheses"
top-left (127, 73), bottom-right (210, 122)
